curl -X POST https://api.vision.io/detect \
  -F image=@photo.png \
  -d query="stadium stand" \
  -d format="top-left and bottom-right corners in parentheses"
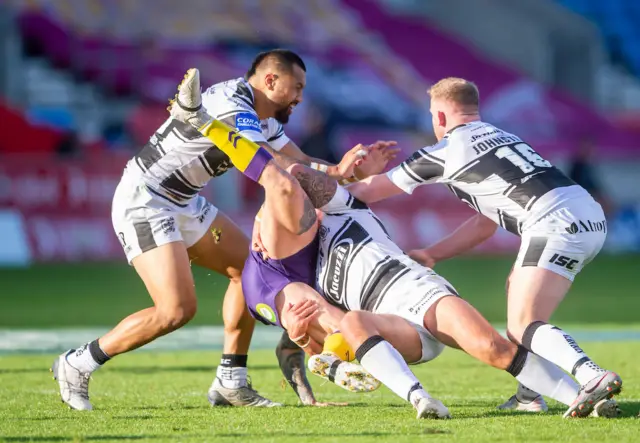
top-left (2, 0), bottom-right (640, 261)
top-left (556, 0), bottom-right (640, 75)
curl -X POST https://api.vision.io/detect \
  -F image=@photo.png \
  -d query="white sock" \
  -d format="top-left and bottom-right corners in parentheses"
top-left (524, 322), bottom-right (605, 385)
top-left (508, 347), bottom-right (579, 406)
top-left (66, 342), bottom-right (105, 373)
top-left (356, 336), bottom-right (429, 404)
top-left (216, 366), bottom-right (248, 389)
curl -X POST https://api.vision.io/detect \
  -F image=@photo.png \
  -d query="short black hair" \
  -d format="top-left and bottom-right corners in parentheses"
top-left (245, 49), bottom-right (306, 79)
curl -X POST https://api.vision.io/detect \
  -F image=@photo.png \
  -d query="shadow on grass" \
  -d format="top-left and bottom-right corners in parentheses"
top-left (618, 400), bottom-right (640, 418)
top-left (0, 365), bottom-right (277, 375)
top-left (1, 430), bottom-right (453, 442)
top-left (104, 365), bottom-right (275, 374)
top-left (1, 437), bottom-right (156, 442)
top-left (456, 401), bottom-right (640, 420)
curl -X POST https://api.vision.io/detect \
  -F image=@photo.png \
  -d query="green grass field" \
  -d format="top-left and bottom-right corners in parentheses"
top-left (0, 256), bottom-right (639, 442)
top-left (1, 347), bottom-right (639, 443)
top-left (1, 255), bottom-right (639, 327)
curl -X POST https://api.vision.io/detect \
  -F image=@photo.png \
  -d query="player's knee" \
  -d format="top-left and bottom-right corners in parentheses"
top-left (339, 311), bottom-right (374, 345)
top-left (226, 266), bottom-right (243, 284)
top-left (272, 170), bottom-right (298, 197)
top-left (340, 310), bottom-right (366, 330)
top-left (155, 301), bottom-right (197, 332)
top-left (506, 320), bottom-right (529, 345)
top-left (480, 334), bottom-right (516, 370)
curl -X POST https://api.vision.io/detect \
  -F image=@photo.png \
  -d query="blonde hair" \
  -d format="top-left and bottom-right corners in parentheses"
top-left (428, 77), bottom-right (479, 107)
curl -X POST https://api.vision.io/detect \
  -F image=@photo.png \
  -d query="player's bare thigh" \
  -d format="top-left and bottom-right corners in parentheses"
top-left (506, 266), bottom-right (572, 343)
top-left (260, 204), bottom-right (319, 259)
top-left (132, 241), bottom-right (196, 310)
top-left (340, 311), bottom-right (424, 364)
top-left (187, 211), bottom-right (249, 279)
top-left (275, 282), bottom-right (344, 344)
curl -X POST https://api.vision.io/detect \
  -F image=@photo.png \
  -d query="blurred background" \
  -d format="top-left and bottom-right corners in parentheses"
top-left (0, 0), bottom-right (639, 339)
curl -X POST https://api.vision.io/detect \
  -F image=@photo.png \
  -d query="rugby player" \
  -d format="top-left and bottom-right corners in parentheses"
top-left (171, 76), bottom-right (614, 419)
top-left (344, 78), bottom-right (623, 417)
top-left (51, 50), bottom-right (379, 411)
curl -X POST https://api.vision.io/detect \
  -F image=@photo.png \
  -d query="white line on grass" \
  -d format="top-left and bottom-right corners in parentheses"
top-left (0, 326), bottom-right (639, 354)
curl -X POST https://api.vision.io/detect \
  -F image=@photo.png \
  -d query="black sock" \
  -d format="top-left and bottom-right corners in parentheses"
top-left (89, 339), bottom-right (110, 365)
top-left (220, 354), bottom-right (248, 368)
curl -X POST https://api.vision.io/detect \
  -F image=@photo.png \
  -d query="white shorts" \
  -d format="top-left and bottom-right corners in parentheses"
top-left (374, 269), bottom-right (455, 364)
top-left (514, 196), bottom-right (606, 281)
top-left (111, 172), bottom-right (218, 263)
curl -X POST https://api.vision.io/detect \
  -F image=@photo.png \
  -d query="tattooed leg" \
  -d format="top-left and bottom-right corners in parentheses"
top-left (275, 331), bottom-right (317, 405)
top-left (258, 162), bottom-right (318, 236)
top-left (286, 164), bottom-right (338, 209)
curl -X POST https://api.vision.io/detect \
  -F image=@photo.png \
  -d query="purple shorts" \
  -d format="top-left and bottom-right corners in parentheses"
top-left (242, 234), bottom-right (319, 327)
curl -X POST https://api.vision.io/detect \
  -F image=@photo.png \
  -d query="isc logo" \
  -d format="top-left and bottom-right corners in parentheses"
top-left (548, 253), bottom-right (579, 270)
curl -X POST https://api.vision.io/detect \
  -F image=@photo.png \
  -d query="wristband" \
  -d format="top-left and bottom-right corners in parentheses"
top-left (310, 162), bottom-right (329, 173)
top-left (289, 333), bottom-right (307, 342)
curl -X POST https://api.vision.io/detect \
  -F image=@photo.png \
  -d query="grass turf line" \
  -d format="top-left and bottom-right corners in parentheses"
top-left (1, 255), bottom-right (639, 328)
top-left (0, 344), bottom-right (639, 443)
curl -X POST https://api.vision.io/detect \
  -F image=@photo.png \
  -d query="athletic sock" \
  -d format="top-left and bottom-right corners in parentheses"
top-left (506, 345), bottom-right (579, 406)
top-left (198, 119), bottom-right (272, 182)
top-left (355, 335), bottom-right (429, 404)
top-left (523, 321), bottom-right (606, 385)
top-left (216, 354), bottom-right (249, 389)
top-left (66, 339), bottom-right (110, 373)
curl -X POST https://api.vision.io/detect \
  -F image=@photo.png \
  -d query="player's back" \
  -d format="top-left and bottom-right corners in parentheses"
top-left (316, 188), bottom-right (435, 313)
top-left (388, 121), bottom-right (591, 235)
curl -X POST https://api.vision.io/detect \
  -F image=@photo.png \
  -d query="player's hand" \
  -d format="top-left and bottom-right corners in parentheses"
top-left (334, 144), bottom-right (370, 179)
top-left (282, 299), bottom-right (319, 340)
top-left (408, 248), bottom-right (437, 268)
top-left (355, 140), bottom-right (400, 178)
top-left (251, 222), bottom-right (270, 259)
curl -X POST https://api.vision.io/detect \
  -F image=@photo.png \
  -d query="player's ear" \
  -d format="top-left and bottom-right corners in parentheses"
top-left (265, 73), bottom-right (277, 91)
top-left (437, 111), bottom-right (446, 129)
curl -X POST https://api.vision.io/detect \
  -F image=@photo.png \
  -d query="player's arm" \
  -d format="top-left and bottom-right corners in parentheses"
top-left (348, 143), bottom-right (446, 204)
top-left (280, 139), bottom-right (399, 181)
top-left (409, 214), bottom-right (497, 266)
top-left (279, 139), bottom-right (366, 180)
top-left (251, 205), bottom-right (269, 258)
top-left (346, 173), bottom-right (405, 204)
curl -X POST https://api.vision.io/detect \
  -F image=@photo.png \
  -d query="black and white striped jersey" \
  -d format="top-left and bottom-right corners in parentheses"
top-left (387, 121), bottom-right (588, 235)
top-left (125, 77), bottom-right (289, 207)
top-left (316, 187), bottom-right (437, 312)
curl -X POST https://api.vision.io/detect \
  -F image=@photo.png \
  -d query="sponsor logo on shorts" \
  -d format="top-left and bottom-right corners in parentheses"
top-left (197, 203), bottom-right (212, 224)
top-left (235, 112), bottom-right (261, 133)
top-left (548, 253), bottom-right (579, 271)
top-left (256, 303), bottom-right (277, 324)
top-left (565, 220), bottom-right (606, 234)
top-left (117, 231), bottom-right (133, 254)
top-left (408, 286), bottom-right (447, 314)
top-left (153, 217), bottom-right (176, 235)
